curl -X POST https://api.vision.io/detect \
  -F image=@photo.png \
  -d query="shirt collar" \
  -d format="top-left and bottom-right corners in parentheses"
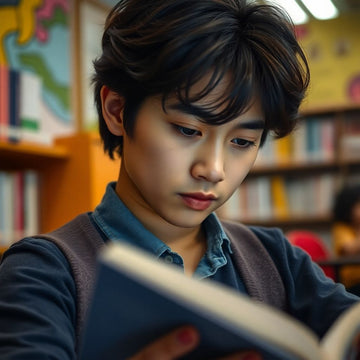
top-left (92, 182), bottom-right (170, 257)
top-left (92, 182), bottom-right (232, 258)
top-left (203, 212), bottom-right (232, 255)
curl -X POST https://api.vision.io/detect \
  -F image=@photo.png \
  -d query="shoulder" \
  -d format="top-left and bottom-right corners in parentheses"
top-left (0, 237), bottom-right (77, 359)
top-left (228, 222), bottom-right (311, 274)
top-left (221, 220), bottom-right (292, 260)
top-left (3, 236), bottom-right (70, 262)
top-left (1, 236), bottom-right (73, 277)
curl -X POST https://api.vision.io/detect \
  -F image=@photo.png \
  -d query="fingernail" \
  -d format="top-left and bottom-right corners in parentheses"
top-left (176, 328), bottom-right (195, 345)
top-left (241, 352), bottom-right (262, 360)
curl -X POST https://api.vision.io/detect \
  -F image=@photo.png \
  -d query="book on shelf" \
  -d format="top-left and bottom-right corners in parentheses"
top-left (0, 172), bottom-right (14, 246)
top-left (80, 241), bottom-right (360, 360)
top-left (217, 172), bottom-right (336, 223)
top-left (271, 176), bottom-right (288, 219)
top-left (9, 69), bottom-right (21, 143)
top-left (274, 135), bottom-right (292, 164)
top-left (292, 120), bottom-right (307, 163)
top-left (0, 66), bottom-right (52, 145)
top-left (0, 170), bottom-right (39, 246)
top-left (320, 118), bottom-right (335, 162)
top-left (341, 112), bottom-right (360, 161)
top-left (23, 170), bottom-right (40, 238)
top-left (0, 66), bottom-right (9, 142)
top-left (13, 171), bottom-right (25, 240)
top-left (255, 115), bottom-right (337, 167)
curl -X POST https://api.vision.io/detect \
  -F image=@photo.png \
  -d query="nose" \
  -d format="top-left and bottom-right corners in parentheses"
top-left (191, 141), bottom-right (225, 183)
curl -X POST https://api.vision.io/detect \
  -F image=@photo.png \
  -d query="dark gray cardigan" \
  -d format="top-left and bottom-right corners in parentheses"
top-left (38, 213), bottom-right (286, 352)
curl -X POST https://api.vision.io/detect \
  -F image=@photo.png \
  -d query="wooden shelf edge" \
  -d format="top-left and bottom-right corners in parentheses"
top-left (300, 103), bottom-right (360, 116)
top-left (222, 215), bottom-right (332, 229)
top-left (0, 246), bottom-right (8, 253)
top-left (251, 159), bottom-right (339, 175)
top-left (0, 141), bottom-right (70, 160)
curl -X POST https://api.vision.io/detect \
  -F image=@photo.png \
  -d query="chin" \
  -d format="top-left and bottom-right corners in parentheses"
top-left (164, 212), bottom-right (210, 229)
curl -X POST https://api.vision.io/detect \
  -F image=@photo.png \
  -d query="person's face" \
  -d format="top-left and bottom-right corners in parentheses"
top-left (106, 82), bottom-right (264, 230)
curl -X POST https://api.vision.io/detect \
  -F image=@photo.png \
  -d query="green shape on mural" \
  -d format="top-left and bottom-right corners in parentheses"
top-left (40, 7), bottom-right (69, 30)
top-left (19, 52), bottom-right (70, 111)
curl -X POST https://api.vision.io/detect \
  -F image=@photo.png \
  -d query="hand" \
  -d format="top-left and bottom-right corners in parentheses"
top-left (128, 325), bottom-right (262, 360)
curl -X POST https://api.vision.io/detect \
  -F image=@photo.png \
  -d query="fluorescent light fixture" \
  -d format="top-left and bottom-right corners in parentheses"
top-left (300, 0), bottom-right (339, 20)
top-left (267, 0), bottom-right (308, 25)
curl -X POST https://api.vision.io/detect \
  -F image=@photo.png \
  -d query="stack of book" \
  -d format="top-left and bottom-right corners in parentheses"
top-left (0, 66), bottom-right (51, 145)
top-left (217, 174), bottom-right (336, 222)
top-left (0, 170), bottom-right (39, 246)
top-left (256, 116), bottom-right (336, 166)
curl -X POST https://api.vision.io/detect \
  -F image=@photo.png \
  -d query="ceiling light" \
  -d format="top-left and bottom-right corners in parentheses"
top-left (267, 0), bottom-right (309, 25)
top-left (300, 0), bottom-right (339, 20)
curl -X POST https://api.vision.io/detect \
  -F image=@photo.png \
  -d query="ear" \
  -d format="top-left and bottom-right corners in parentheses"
top-left (100, 86), bottom-right (125, 136)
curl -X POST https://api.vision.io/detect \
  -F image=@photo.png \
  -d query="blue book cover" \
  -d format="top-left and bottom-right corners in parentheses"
top-left (8, 69), bottom-right (21, 143)
top-left (77, 242), bottom-right (360, 360)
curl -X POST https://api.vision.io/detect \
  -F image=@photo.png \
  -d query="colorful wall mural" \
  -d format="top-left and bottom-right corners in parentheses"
top-left (0, 0), bottom-right (73, 139)
top-left (0, 1), bottom-right (359, 139)
top-left (297, 13), bottom-right (360, 110)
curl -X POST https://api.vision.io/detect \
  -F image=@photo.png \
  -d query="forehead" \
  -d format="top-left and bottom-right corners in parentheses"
top-left (163, 72), bottom-right (262, 122)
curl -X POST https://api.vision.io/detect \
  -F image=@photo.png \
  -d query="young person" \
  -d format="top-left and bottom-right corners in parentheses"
top-left (332, 184), bottom-right (360, 296)
top-left (0, 0), bottom-right (359, 359)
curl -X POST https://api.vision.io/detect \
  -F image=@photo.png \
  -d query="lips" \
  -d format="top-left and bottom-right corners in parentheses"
top-left (179, 193), bottom-right (217, 211)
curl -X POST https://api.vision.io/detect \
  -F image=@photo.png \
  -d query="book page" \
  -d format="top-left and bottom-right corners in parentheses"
top-left (321, 302), bottom-right (360, 360)
top-left (81, 242), bottom-right (324, 360)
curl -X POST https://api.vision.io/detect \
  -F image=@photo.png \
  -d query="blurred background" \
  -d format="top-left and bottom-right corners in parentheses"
top-left (0, 0), bottom-right (360, 262)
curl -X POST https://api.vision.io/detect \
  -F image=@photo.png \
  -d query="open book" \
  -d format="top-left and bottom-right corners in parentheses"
top-left (79, 241), bottom-right (360, 360)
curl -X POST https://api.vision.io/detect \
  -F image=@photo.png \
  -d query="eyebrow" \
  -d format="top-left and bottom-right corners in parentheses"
top-left (167, 102), bottom-right (265, 130)
top-left (233, 119), bottom-right (265, 130)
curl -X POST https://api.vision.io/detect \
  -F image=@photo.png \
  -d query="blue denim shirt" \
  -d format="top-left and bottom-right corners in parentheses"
top-left (0, 183), bottom-right (358, 360)
top-left (92, 182), bottom-right (246, 289)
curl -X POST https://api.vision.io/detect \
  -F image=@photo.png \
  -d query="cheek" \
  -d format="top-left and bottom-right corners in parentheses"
top-left (127, 135), bottom-right (189, 188)
top-left (226, 150), bottom-right (258, 187)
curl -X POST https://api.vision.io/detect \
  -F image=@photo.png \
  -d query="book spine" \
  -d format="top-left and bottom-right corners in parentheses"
top-left (256, 176), bottom-right (272, 220)
top-left (320, 118), bottom-right (335, 162)
top-left (341, 113), bottom-right (360, 160)
top-left (274, 136), bottom-right (292, 164)
top-left (306, 118), bottom-right (316, 161)
top-left (0, 170), bottom-right (40, 246)
top-left (13, 171), bottom-right (25, 240)
top-left (0, 171), bottom-right (15, 246)
top-left (292, 121), bottom-right (307, 163)
top-left (255, 134), bottom-right (275, 166)
top-left (0, 66), bottom-right (9, 142)
top-left (24, 170), bottom-right (39, 237)
top-left (271, 176), bottom-right (288, 219)
top-left (0, 172), bottom-right (5, 245)
top-left (8, 69), bottom-right (21, 143)
top-left (20, 71), bottom-right (43, 143)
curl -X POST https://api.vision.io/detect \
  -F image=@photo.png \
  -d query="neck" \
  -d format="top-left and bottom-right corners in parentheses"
top-left (115, 166), bottom-right (207, 275)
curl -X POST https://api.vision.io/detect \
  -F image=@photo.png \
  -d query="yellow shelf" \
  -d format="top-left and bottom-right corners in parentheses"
top-left (0, 133), bottom-right (119, 234)
top-left (0, 141), bottom-right (70, 169)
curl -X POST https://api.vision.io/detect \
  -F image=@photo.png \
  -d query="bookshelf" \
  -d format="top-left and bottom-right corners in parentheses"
top-left (217, 105), bottom-right (360, 232)
top-left (0, 133), bottom-right (119, 247)
top-left (41, 132), bottom-right (119, 233)
top-left (0, 141), bottom-right (69, 168)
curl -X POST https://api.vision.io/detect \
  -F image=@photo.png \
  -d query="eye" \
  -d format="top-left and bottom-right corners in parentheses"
top-left (231, 138), bottom-right (256, 148)
top-left (174, 125), bottom-right (201, 137)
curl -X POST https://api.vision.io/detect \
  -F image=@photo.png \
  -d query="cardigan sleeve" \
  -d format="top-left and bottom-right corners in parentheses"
top-left (250, 226), bottom-right (360, 338)
top-left (0, 238), bottom-right (77, 360)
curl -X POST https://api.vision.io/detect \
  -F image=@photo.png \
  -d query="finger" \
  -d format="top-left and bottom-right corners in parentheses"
top-left (129, 325), bottom-right (200, 360)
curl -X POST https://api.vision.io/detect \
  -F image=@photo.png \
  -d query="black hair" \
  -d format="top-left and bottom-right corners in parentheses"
top-left (333, 185), bottom-right (360, 224)
top-left (93, 0), bottom-right (310, 158)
